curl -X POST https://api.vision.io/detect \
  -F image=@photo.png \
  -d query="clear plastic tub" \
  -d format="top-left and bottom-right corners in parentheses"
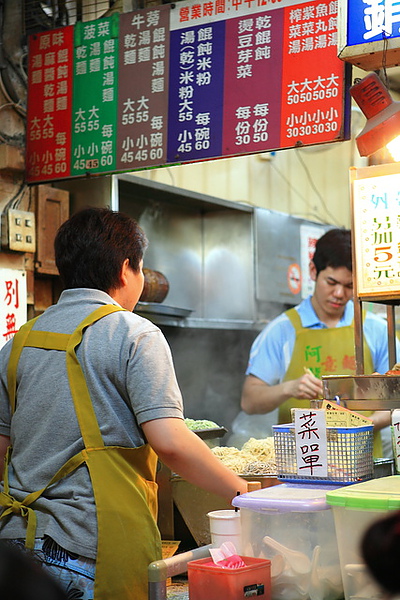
top-left (326, 475), bottom-right (400, 600)
top-left (232, 483), bottom-right (343, 600)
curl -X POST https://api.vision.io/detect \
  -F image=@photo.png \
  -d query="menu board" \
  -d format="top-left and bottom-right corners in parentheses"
top-left (26, 0), bottom-right (349, 183)
top-left (71, 15), bottom-right (119, 176)
top-left (26, 26), bottom-right (74, 182)
top-left (117, 6), bottom-right (170, 170)
top-left (168, 0), bottom-right (348, 162)
top-left (352, 167), bottom-right (400, 300)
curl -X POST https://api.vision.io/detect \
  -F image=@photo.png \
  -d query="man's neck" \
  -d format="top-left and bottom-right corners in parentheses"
top-left (310, 296), bottom-right (344, 328)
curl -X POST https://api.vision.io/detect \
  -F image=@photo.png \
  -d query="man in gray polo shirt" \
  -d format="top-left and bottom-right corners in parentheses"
top-left (0, 207), bottom-right (247, 600)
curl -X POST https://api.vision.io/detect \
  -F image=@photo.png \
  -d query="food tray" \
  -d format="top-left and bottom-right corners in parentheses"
top-left (273, 423), bottom-right (374, 485)
top-left (135, 302), bottom-right (193, 318)
top-left (193, 427), bottom-right (228, 440)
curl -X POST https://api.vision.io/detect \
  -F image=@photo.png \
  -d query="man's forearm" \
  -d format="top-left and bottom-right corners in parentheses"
top-left (142, 418), bottom-right (248, 502)
top-left (370, 410), bottom-right (391, 432)
top-left (241, 373), bottom-right (324, 415)
top-left (241, 375), bottom-right (292, 414)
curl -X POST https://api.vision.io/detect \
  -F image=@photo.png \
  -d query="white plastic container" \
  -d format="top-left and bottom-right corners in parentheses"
top-left (326, 475), bottom-right (400, 600)
top-left (232, 483), bottom-right (343, 600)
top-left (207, 509), bottom-right (242, 553)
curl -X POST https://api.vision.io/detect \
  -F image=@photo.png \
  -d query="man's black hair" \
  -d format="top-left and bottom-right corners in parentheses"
top-left (312, 228), bottom-right (351, 275)
top-left (55, 207), bottom-right (148, 292)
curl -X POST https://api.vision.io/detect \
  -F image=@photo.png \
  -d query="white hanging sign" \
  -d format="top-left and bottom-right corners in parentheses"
top-left (391, 409), bottom-right (400, 474)
top-left (294, 408), bottom-right (328, 478)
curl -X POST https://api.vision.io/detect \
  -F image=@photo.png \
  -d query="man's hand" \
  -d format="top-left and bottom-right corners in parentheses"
top-left (287, 370), bottom-right (324, 400)
top-left (241, 372), bottom-right (323, 415)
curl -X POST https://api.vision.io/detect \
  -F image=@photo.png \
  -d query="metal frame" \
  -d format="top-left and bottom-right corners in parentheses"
top-left (148, 544), bottom-right (212, 600)
top-left (350, 165), bottom-right (399, 375)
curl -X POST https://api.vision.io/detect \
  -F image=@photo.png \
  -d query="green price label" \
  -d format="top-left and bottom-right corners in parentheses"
top-left (71, 14), bottom-right (119, 176)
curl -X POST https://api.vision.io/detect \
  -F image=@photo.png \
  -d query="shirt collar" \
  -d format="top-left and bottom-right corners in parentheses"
top-left (58, 288), bottom-right (120, 307)
top-left (298, 296), bottom-right (354, 328)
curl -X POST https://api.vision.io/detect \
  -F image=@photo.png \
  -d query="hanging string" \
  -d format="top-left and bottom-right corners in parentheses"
top-left (381, 30), bottom-right (389, 89)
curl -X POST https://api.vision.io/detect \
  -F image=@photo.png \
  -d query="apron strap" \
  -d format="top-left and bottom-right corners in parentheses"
top-left (0, 447), bottom-right (86, 549)
top-left (285, 308), bottom-right (303, 332)
top-left (8, 304), bottom-right (125, 447)
top-left (2, 304), bottom-right (126, 549)
top-left (65, 305), bottom-right (125, 449)
top-left (24, 330), bottom-right (71, 351)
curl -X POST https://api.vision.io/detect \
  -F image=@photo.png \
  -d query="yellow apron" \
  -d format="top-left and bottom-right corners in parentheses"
top-left (0, 305), bottom-right (162, 600)
top-left (280, 308), bottom-right (382, 457)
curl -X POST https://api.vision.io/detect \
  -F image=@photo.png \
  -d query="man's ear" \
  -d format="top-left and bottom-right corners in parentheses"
top-left (119, 258), bottom-right (130, 287)
top-left (309, 260), bottom-right (317, 282)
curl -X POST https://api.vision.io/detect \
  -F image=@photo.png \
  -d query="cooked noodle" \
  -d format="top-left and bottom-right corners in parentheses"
top-left (211, 437), bottom-right (276, 475)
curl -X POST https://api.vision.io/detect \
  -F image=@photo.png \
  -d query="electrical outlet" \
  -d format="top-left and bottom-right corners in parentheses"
top-left (1, 209), bottom-right (36, 253)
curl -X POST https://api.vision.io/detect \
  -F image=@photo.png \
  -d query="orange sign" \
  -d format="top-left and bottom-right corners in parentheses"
top-left (287, 263), bottom-right (302, 295)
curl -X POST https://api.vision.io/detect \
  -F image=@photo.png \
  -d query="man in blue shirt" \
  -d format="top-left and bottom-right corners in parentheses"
top-left (236, 228), bottom-right (394, 456)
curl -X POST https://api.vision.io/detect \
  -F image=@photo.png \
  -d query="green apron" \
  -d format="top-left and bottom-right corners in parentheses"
top-left (0, 305), bottom-right (162, 600)
top-left (280, 307), bottom-right (382, 457)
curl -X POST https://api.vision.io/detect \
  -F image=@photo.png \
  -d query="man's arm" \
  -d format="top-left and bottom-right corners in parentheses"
top-left (142, 418), bottom-right (247, 503)
top-left (241, 372), bottom-right (324, 415)
top-left (370, 410), bottom-right (391, 431)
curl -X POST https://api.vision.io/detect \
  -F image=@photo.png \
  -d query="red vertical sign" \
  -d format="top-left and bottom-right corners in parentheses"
top-left (280, 0), bottom-right (344, 148)
top-left (26, 26), bottom-right (74, 182)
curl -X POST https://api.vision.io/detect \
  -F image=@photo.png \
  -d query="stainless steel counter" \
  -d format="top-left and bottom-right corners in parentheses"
top-left (322, 374), bottom-right (400, 410)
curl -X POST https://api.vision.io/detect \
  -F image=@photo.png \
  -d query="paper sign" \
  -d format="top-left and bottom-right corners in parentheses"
top-left (0, 269), bottom-right (27, 350)
top-left (353, 172), bottom-right (400, 299)
top-left (300, 224), bottom-right (327, 299)
top-left (294, 408), bottom-right (327, 478)
top-left (392, 409), bottom-right (400, 474)
top-left (321, 400), bottom-right (373, 426)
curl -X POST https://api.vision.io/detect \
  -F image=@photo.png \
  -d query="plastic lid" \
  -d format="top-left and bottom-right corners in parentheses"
top-left (232, 483), bottom-right (341, 513)
top-left (326, 475), bottom-right (400, 510)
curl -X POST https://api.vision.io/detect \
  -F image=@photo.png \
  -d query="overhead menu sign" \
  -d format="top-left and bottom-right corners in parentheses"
top-left (26, 0), bottom-right (350, 184)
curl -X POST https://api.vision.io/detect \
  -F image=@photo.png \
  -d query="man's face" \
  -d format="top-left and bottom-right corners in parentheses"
top-left (127, 259), bottom-right (145, 311)
top-left (310, 263), bottom-right (353, 323)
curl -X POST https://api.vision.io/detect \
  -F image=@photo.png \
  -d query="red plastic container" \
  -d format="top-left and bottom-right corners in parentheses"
top-left (188, 556), bottom-right (271, 600)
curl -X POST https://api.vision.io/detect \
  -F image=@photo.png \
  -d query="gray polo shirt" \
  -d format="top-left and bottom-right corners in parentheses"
top-left (0, 289), bottom-right (184, 558)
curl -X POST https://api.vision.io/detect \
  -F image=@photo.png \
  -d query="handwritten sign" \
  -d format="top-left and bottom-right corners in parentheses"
top-left (0, 270), bottom-right (27, 350)
top-left (294, 408), bottom-right (328, 477)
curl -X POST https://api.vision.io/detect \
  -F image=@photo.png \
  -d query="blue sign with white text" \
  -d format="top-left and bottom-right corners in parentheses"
top-left (347, 0), bottom-right (400, 46)
top-left (167, 21), bottom-right (225, 163)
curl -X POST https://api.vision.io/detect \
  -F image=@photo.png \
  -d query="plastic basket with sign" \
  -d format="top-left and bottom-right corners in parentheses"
top-left (273, 423), bottom-right (374, 485)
